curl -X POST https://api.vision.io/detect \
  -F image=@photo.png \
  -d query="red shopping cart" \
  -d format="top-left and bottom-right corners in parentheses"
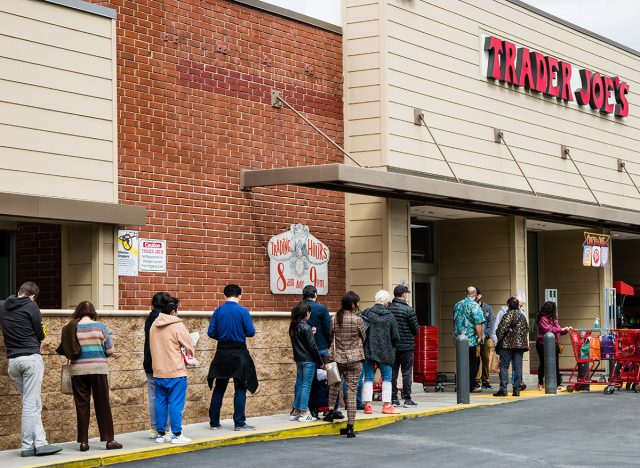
top-left (567, 329), bottom-right (620, 394)
top-left (608, 329), bottom-right (640, 394)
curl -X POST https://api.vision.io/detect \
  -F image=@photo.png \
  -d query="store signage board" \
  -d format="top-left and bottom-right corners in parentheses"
top-left (117, 230), bottom-right (139, 276)
top-left (268, 224), bottom-right (330, 295)
top-left (582, 232), bottom-right (610, 268)
top-left (481, 34), bottom-right (630, 118)
top-left (139, 239), bottom-right (167, 273)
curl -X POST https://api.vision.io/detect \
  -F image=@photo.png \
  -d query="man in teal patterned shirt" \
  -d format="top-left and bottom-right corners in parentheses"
top-left (453, 286), bottom-right (485, 393)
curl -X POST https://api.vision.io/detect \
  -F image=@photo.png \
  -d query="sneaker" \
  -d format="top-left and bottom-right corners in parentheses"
top-left (170, 434), bottom-right (191, 444)
top-left (364, 404), bottom-right (373, 414)
top-left (333, 410), bottom-right (345, 420)
top-left (382, 403), bottom-right (401, 414)
top-left (493, 389), bottom-right (508, 397)
top-left (234, 424), bottom-right (256, 431)
top-left (155, 434), bottom-right (165, 444)
top-left (391, 399), bottom-right (400, 406)
top-left (520, 383), bottom-right (527, 391)
top-left (481, 383), bottom-right (493, 389)
top-left (289, 412), bottom-right (300, 421)
top-left (149, 429), bottom-right (158, 439)
top-left (21, 449), bottom-right (36, 457)
top-left (297, 413), bottom-right (317, 422)
top-left (35, 444), bottom-right (63, 456)
top-left (209, 425), bottom-right (221, 430)
top-left (164, 433), bottom-right (173, 443)
top-left (403, 399), bottom-right (417, 407)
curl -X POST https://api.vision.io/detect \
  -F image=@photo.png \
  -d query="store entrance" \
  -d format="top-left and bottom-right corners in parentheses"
top-left (0, 231), bottom-right (14, 299)
top-left (410, 218), bottom-right (436, 326)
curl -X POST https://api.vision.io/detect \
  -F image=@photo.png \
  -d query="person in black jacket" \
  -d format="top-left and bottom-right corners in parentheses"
top-left (289, 301), bottom-right (323, 422)
top-left (144, 292), bottom-right (178, 440)
top-left (0, 282), bottom-right (62, 457)
top-left (387, 284), bottom-right (419, 407)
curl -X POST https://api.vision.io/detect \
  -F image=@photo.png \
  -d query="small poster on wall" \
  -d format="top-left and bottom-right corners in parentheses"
top-left (117, 230), bottom-right (139, 276)
top-left (139, 239), bottom-right (167, 273)
top-left (268, 224), bottom-right (330, 295)
top-left (583, 232), bottom-right (610, 268)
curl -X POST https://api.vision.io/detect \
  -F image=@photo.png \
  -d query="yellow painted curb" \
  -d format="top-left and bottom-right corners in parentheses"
top-left (22, 400), bottom-right (519, 468)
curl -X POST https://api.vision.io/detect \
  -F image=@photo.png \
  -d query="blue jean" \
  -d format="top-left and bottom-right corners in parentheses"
top-left (293, 362), bottom-right (316, 411)
top-left (363, 360), bottom-right (392, 383)
top-left (155, 377), bottom-right (187, 435)
top-left (209, 378), bottom-right (247, 428)
top-left (146, 374), bottom-right (170, 431)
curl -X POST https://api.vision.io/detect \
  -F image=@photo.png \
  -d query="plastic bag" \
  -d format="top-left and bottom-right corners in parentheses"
top-left (61, 362), bottom-right (73, 395)
top-left (589, 337), bottom-right (601, 360)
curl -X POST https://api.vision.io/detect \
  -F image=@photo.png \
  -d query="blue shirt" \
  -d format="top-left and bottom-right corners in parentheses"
top-left (453, 297), bottom-right (485, 346)
top-left (208, 301), bottom-right (256, 343)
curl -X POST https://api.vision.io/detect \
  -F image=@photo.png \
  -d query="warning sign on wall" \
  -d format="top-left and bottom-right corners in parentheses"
top-left (117, 230), bottom-right (139, 276)
top-left (139, 239), bottom-right (167, 273)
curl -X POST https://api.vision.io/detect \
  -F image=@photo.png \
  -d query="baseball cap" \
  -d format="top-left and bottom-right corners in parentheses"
top-left (393, 284), bottom-right (410, 297)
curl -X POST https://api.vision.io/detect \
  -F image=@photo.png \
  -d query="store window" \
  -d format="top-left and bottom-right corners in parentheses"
top-left (0, 231), bottom-right (14, 299)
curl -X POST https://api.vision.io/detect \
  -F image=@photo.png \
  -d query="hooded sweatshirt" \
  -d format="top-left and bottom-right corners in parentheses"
top-left (362, 303), bottom-right (400, 365)
top-left (150, 313), bottom-right (195, 379)
top-left (0, 295), bottom-right (44, 358)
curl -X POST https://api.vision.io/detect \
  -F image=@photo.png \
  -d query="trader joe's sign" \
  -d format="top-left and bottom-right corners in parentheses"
top-left (268, 224), bottom-right (329, 295)
top-left (583, 232), bottom-right (610, 268)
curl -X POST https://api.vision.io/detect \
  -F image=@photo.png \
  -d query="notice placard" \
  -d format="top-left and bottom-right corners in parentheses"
top-left (139, 239), bottom-right (167, 273)
top-left (117, 230), bottom-right (139, 276)
top-left (583, 232), bottom-right (610, 268)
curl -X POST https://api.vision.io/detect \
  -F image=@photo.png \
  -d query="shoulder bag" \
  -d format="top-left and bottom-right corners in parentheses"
top-left (325, 335), bottom-right (342, 385)
top-left (61, 360), bottom-right (73, 395)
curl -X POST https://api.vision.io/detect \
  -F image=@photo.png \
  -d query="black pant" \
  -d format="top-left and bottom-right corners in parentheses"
top-left (392, 349), bottom-right (414, 400)
top-left (468, 346), bottom-right (480, 391)
top-left (536, 342), bottom-right (561, 386)
top-left (72, 374), bottom-right (115, 443)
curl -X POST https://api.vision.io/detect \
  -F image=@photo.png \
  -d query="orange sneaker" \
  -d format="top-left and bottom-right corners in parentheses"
top-left (382, 403), bottom-right (401, 414)
top-left (364, 404), bottom-right (373, 414)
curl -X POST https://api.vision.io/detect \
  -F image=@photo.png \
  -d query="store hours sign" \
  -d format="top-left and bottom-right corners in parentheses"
top-left (268, 224), bottom-right (330, 295)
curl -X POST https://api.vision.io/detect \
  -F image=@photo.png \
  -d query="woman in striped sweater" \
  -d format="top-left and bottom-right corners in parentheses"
top-left (69, 301), bottom-right (122, 451)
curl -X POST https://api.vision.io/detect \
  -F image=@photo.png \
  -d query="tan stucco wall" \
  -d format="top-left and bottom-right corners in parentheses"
top-left (0, 314), bottom-right (294, 451)
top-left (0, 0), bottom-right (118, 203)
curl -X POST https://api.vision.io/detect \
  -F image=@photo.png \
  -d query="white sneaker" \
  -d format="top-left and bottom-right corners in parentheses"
top-left (164, 433), bottom-right (173, 443)
top-left (289, 413), bottom-right (300, 421)
top-left (155, 434), bottom-right (165, 444)
top-left (149, 429), bottom-right (158, 439)
top-left (170, 434), bottom-right (191, 444)
top-left (297, 413), bottom-right (317, 422)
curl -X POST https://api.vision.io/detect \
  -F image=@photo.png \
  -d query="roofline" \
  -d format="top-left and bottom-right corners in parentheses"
top-left (507, 0), bottom-right (640, 58)
top-left (43, 0), bottom-right (116, 19)
top-left (231, 0), bottom-right (341, 35)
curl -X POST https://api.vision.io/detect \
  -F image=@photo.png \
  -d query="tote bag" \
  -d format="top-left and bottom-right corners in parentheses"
top-left (61, 361), bottom-right (73, 395)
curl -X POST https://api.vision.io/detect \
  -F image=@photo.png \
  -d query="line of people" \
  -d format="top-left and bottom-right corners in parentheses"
top-left (453, 286), bottom-right (573, 397)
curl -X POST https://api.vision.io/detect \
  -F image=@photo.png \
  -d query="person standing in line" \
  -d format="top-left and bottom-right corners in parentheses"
top-left (362, 290), bottom-right (401, 415)
top-left (475, 289), bottom-right (495, 390)
top-left (492, 296), bottom-right (528, 390)
top-left (536, 301), bottom-right (572, 392)
top-left (66, 301), bottom-right (122, 451)
top-left (453, 286), bottom-right (485, 393)
top-left (143, 292), bottom-right (175, 439)
top-left (493, 297), bottom-right (529, 397)
top-left (323, 291), bottom-right (366, 439)
top-left (289, 301), bottom-right (324, 422)
top-left (387, 284), bottom-right (419, 407)
top-left (207, 284), bottom-right (259, 432)
top-left (150, 298), bottom-right (195, 444)
top-left (0, 282), bottom-right (62, 457)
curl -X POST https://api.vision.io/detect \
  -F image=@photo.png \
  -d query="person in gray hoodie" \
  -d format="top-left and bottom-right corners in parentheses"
top-left (362, 290), bottom-right (401, 415)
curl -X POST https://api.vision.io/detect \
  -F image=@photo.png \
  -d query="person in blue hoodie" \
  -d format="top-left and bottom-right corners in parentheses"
top-left (207, 284), bottom-right (258, 431)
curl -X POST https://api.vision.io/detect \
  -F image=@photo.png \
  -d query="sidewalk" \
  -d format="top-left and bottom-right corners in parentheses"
top-left (0, 384), bottom-right (556, 468)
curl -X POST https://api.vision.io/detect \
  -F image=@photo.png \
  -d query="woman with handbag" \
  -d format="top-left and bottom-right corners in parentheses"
top-left (536, 301), bottom-right (572, 392)
top-left (493, 297), bottom-right (529, 397)
top-left (289, 301), bottom-right (323, 422)
top-left (362, 290), bottom-right (401, 415)
top-left (67, 301), bottom-right (122, 451)
top-left (323, 291), bottom-right (366, 439)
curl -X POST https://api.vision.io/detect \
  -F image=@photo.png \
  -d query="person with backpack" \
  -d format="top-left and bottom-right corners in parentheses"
top-left (493, 297), bottom-right (529, 397)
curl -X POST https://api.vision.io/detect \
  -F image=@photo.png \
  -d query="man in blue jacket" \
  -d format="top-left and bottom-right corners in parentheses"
top-left (303, 285), bottom-right (330, 357)
top-left (207, 284), bottom-right (257, 431)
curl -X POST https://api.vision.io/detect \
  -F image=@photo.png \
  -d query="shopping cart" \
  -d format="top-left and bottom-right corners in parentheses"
top-left (608, 329), bottom-right (640, 394)
top-left (566, 329), bottom-right (619, 394)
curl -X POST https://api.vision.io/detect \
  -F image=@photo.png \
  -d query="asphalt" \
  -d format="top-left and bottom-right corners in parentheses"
top-left (118, 391), bottom-right (640, 468)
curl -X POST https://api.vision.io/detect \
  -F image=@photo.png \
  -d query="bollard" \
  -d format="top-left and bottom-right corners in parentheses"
top-left (456, 334), bottom-right (470, 404)
top-left (544, 332), bottom-right (557, 394)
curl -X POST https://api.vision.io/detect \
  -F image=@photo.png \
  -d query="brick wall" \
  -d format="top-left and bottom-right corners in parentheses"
top-left (0, 314), bottom-right (294, 450)
top-left (87, 0), bottom-right (345, 311)
top-left (15, 223), bottom-right (61, 309)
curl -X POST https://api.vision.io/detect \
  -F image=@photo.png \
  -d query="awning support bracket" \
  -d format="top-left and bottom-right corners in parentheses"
top-left (271, 90), bottom-right (362, 167)
top-left (414, 108), bottom-right (460, 183)
top-left (494, 129), bottom-right (538, 197)
top-left (561, 145), bottom-right (601, 206)
top-left (618, 159), bottom-right (640, 197)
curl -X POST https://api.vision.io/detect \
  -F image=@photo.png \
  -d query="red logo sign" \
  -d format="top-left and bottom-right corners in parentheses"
top-left (142, 241), bottom-right (162, 248)
top-left (484, 35), bottom-right (629, 117)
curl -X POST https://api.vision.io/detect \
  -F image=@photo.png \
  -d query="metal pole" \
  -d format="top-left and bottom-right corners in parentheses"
top-left (544, 332), bottom-right (557, 394)
top-left (456, 334), bottom-right (470, 404)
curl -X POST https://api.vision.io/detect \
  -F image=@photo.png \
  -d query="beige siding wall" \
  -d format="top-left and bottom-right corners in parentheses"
top-left (349, 0), bottom-right (640, 209)
top-left (539, 230), bottom-right (612, 369)
top-left (438, 217), bottom-right (516, 372)
top-left (0, 0), bottom-right (117, 203)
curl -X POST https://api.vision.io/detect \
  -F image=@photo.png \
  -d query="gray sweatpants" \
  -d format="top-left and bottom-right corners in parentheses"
top-left (8, 354), bottom-right (48, 451)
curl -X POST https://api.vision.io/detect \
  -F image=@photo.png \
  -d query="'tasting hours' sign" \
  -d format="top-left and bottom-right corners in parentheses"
top-left (268, 224), bottom-right (330, 295)
top-left (482, 34), bottom-right (630, 118)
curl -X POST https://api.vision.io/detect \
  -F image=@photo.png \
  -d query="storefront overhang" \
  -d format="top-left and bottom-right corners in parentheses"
top-left (0, 192), bottom-right (146, 226)
top-left (241, 164), bottom-right (640, 234)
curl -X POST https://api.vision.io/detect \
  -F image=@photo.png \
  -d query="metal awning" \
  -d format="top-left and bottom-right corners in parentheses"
top-left (0, 192), bottom-right (146, 226)
top-left (241, 164), bottom-right (640, 233)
